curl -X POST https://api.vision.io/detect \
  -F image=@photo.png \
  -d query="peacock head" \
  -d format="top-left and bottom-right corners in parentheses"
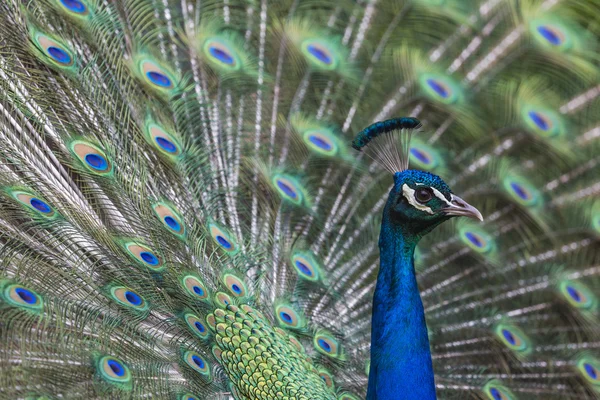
top-left (385, 169), bottom-right (482, 237)
top-left (353, 117), bottom-right (482, 239)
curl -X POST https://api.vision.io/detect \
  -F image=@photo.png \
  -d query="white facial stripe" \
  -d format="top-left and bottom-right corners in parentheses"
top-left (432, 187), bottom-right (452, 207)
top-left (402, 184), bottom-right (434, 214)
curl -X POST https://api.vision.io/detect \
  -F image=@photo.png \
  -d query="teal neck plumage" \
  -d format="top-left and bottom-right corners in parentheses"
top-left (366, 185), bottom-right (436, 400)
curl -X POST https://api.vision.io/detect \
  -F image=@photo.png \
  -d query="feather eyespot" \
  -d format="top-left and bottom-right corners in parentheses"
top-left (153, 203), bottom-right (185, 237)
top-left (59, 0), bottom-right (88, 14)
top-left (110, 287), bottom-right (148, 311)
top-left (313, 332), bottom-right (343, 359)
top-left (97, 356), bottom-right (131, 385)
top-left (134, 56), bottom-right (178, 95)
top-left (145, 123), bottom-right (183, 159)
top-left (179, 394), bottom-right (199, 400)
top-left (459, 226), bottom-right (493, 254)
top-left (577, 358), bottom-right (600, 385)
top-left (303, 129), bottom-right (338, 156)
top-left (559, 281), bottom-right (594, 309)
top-left (222, 274), bottom-right (247, 297)
top-left (318, 368), bottom-right (334, 389)
top-left (2, 283), bottom-right (44, 311)
top-left (275, 304), bottom-right (305, 329)
top-left (32, 33), bottom-right (75, 68)
top-left (482, 381), bottom-right (514, 400)
top-left (495, 324), bottom-right (530, 354)
top-left (503, 176), bottom-right (539, 207)
top-left (185, 313), bottom-right (209, 339)
top-left (124, 242), bottom-right (164, 271)
top-left (11, 191), bottom-right (57, 219)
top-left (203, 40), bottom-right (237, 66)
top-left (291, 252), bottom-right (321, 281)
top-left (181, 275), bottom-right (209, 301)
top-left (301, 40), bottom-right (338, 70)
top-left (419, 73), bottom-right (461, 104)
top-left (209, 224), bottom-right (238, 253)
top-left (71, 141), bottom-right (113, 175)
top-left (183, 350), bottom-right (210, 377)
top-left (215, 292), bottom-right (233, 308)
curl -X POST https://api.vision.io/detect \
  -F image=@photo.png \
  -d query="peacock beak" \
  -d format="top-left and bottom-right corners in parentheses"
top-left (443, 194), bottom-right (483, 221)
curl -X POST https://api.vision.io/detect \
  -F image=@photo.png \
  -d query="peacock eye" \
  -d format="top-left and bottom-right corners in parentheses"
top-left (415, 188), bottom-right (433, 203)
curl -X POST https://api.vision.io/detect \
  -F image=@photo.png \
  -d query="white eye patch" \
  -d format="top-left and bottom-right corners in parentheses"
top-left (402, 184), bottom-right (453, 214)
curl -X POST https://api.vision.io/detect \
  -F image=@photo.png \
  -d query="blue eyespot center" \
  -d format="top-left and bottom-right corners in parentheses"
top-left (139, 251), bottom-right (159, 265)
top-left (208, 46), bottom-right (234, 65)
top-left (84, 153), bottom-right (108, 170)
top-left (584, 363), bottom-right (597, 379)
top-left (146, 71), bottom-right (172, 87)
top-left (465, 232), bottom-right (483, 248)
top-left (164, 216), bottom-right (180, 231)
top-left (502, 329), bottom-right (516, 345)
top-left (155, 136), bottom-right (177, 153)
top-left (231, 284), bottom-right (241, 294)
top-left (60, 0), bottom-right (86, 13)
top-left (295, 261), bottom-right (313, 276)
top-left (194, 321), bottom-right (205, 333)
top-left (489, 387), bottom-right (502, 400)
top-left (510, 182), bottom-right (529, 200)
top-left (566, 285), bottom-right (581, 302)
top-left (125, 291), bottom-right (142, 306)
top-left (528, 111), bottom-right (549, 131)
top-left (15, 288), bottom-right (36, 304)
top-left (307, 45), bottom-right (332, 65)
top-left (30, 198), bottom-right (51, 213)
top-left (216, 235), bottom-right (232, 249)
top-left (410, 148), bottom-right (431, 164)
top-left (537, 26), bottom-right (561, 45)
top-left (308, 135), bottom-right (332, 151)
top-left (276, 180), bottom-right (297, 199)
top-left (192, 285), bottom-right (204, 296)
top-left (426, 79), bottom-right (449, 98)
top-left (192, 355), bottom-right (204, 368)
top-left (107, 359), bottom-right (125, 376)
top-left (280, 312), bottom-right (293, 323)
top-left (47, 46), bottom-right (71, 64)
top-left (318, 339), bottom-right (331, 352)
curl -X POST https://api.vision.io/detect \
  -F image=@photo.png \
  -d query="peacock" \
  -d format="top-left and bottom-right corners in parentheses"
top-left (0, 0), bottom-right (599, 399)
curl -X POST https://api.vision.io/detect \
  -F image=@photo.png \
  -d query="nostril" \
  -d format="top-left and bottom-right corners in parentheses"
top-left (452, 200), bottom-right (466, 208)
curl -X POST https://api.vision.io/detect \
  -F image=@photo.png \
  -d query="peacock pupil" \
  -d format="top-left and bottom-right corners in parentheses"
top-left (309, 135), bottom-right (332, 151)
top-left (280, 312), bottom-right (292, 323)
top-left (502, 329), bottom-right (516, 345)
top-left (410, 148), bottom-right (430, 164)
top-left (155, 136), bottom-right (177, 153)
top-left (192, 285), bottom-right (204, 296)
top-left (295, 260), bottom-right (313, 276)
top-left (489, 388), bottom-right (502, 400)
top-left (584, 363), bottom-right (597, 379)
top-left (537, 26), bottom-right (561, 45)
top-left (415, 188), bottom-right (433, 203)
top-left (125, 291), bottom-right (141, 305)
top-left (30, 198), bottom-right (51, 213)
top-left (47, 46), bottom-right (71, 64)
top-left (146, 71), bottom-right (172, 87)
top-left (164, 216), bottom-right (180, 231)
top-left (276, 180), bottom-right (297, 199)
top-left (566, 285), bottom-right (581, 302)
top-left (192, 355), bottom-right (204, 368)
top-left (107, 359), bottom-right (124, 376)
top-left (195, 321), bottom-right (205, 333)
top-left (209, 46), bottom-right (234, 65)
top-left (85, 153), bottom-right (107, 170)
top-left (318, 339), bottom-right (331, 352)
top-left (426, 79), bottom-right (449, 98)
top-left (307, 45), bottom-right (332, 64)
top-left (231, 284), bottom-right (241, 294)
top-left (216, 235), bottom-right (232, 249)
top-left (60, 0), bottom-right (86, 13)
top-left (465, 232), bottom-right (483, 248)
top-left (510, 182), bottom-right (529, 200)
top-left (528, 111), bottom-right (549, 131)
top-left (140, 251), bottom-right (158, 265)
top-left (15, 288), bottom-right (36, 304)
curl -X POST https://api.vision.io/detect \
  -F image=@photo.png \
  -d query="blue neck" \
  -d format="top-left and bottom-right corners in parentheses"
top-left (366, 217), bottom-right (436, 400)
